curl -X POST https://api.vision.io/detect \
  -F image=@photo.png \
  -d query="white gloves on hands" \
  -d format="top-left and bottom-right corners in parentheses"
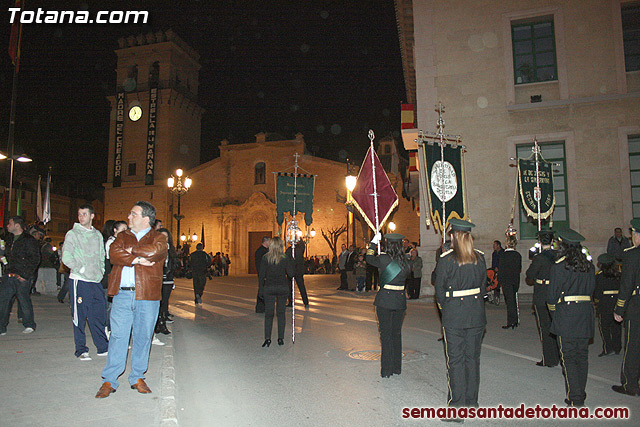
top-left (371, 232), bottom-right (382, 245)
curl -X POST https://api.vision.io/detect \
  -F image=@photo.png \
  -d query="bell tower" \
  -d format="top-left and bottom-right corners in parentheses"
top-left (104, 30), bottom-right (204, 224)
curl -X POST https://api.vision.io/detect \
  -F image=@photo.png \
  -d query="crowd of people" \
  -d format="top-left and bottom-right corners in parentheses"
top-left (3, 204), bottom-right (640, 412)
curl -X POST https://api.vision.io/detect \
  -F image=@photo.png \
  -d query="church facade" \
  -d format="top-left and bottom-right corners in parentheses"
top-left (103, 31), bottom-right (419, 274)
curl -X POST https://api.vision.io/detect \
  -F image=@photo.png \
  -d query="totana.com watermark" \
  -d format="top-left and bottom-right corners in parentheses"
top-left (8, 7), bottom-right (148, 24)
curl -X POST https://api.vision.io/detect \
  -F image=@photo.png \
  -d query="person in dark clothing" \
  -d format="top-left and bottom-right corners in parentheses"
top-left (156, 228), bottom-right (178, 335)
top-left (525, 228), bottom-right (559, 367)
top-left (189, 243), bottom-right (211, 304)
top-left (593, 253), bottom-right (621, 357)
top-left (547, 228), bottom-right (595, 407)
top-left (258, 237), bottom-right (295, 347)
top-left (491, 240), bottom-right (504, 269)
top-left (607, 227), bottom-right (631, 263)
top-left (285, 240), bottom-right (309, 307)
top-left (367, 233), bottom-right (411, 378)
top-left (434, 218), bottom-right (487, 410)
top-left (254, 236), bottom-right (270, 313)
top-left (0, 216), bottom-right (41, 334)
top-left (499, 236), bottom-right (522, 329)
top-left (612, 218), bottom-right (640, 397)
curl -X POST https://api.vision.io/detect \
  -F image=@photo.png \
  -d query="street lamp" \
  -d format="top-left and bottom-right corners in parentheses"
top-left (168, 168), bottom-right (192, 246)
top-left (0, 150), bottom-right (32, 215)
top-left (345, 172), bottom-right (357, 247)
top-left (304, 228), bottom-right (316, 258)
top-left (191, 233), bottom-right (198, 242)
top-left (388, 221), bottom-right (396, 231)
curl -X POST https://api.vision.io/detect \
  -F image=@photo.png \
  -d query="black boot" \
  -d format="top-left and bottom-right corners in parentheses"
top-left (157, 316), bottom-right (171, 335)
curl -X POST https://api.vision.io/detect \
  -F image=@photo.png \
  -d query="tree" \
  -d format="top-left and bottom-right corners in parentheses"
top-left (321, 224), bottom-right (347, 263)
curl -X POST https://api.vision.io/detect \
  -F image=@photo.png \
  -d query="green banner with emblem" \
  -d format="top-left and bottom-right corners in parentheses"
top-left (517, 158), bottom-right (555, 219)
top-left (423, 143), bottom-right (467, 233)
top-left (276, 173), bottom-right (315, 226)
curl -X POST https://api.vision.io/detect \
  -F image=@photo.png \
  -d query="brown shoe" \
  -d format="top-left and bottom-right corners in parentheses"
top-left (130, 378), bottom-right (152, 394)
top-left (95, 382), bottom-right (116, 398)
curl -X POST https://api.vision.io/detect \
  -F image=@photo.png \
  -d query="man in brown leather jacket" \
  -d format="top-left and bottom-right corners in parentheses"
top-left (96, 201), bottom-right (167, 398)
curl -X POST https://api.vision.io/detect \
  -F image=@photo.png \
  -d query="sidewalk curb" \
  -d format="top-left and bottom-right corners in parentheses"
top-left (159, 331), bottom-right (178, 427)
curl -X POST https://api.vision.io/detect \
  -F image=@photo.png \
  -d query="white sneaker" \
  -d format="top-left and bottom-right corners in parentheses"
top-left (22, 327), bottom-right (34, 334)
top-left (79, 352), bottom-right (92, 361)
top-left (0, 331), bottom-right (6, 336)
top-left (97, 351), bottom-right (108, 356)
top-left (152, 336), bottom-right (165, 346)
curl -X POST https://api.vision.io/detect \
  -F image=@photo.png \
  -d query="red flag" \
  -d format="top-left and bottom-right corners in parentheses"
top-left (0, 191), bottom-right (5, 227)
top-left (8, 0), bottom-right (23, 72)
top-left (351, 145), bottom-right (399, 232)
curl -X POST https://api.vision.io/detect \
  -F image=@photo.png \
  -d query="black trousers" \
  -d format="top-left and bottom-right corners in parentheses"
top-left (598, 307), bottom-right (621, 354)
top-left (406, 277), bottom-right (421, 299)
top-left (366, 265), bottom-right (379, 291)
top-left (376, 306), bottom-right (405, 376)
top-left (192, 273), bottom-right (207, 298)
top-left (264, 288), bottom-right (288, 340)
top-left (620, 318), bottom-right (640, 393)
top-left (160, 283), bottom-right (173, 316)
top-left (339, 269), bottom-right (348, 289)
top-left (288, 273), bottom-right (309, 306)
top-left (502, 281), bottom-right (519, 326)
top-left (442, 325), bottom-right (484, 407)
top-left (558, 336), bottom-right (589, 405)
top-left (534, 302), bottom-right (559, 366)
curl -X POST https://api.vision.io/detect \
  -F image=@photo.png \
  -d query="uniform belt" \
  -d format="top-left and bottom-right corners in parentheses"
top-left (557, 295), bottom-right (591, 303)
top-left (535, 279), bottom-right (549, 285)
top-left (445, 288), bottom-right (480, 298)
top-left (602, 290), bottom-right (619, 295)
top-left (633, 289), bottom-right (640, 296)
top-left (120, 287), bottom-right (135, 291)
top-left (383, 284), bottom-right (405, 291)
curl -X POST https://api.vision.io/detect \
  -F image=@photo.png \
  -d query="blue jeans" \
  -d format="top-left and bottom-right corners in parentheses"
top-left (100, 290), bottom-right (159, 389)
top-left (0, 276), bottom-right (36, 332)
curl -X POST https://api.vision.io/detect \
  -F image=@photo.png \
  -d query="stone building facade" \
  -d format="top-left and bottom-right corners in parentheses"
top-left (395, 0), bottom-right (640, 290)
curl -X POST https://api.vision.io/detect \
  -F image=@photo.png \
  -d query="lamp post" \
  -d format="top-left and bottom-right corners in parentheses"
top-left (304, 228), bottom-right (316, 258)
top-left (0, 150), bottom-right (32, 215)
top-left (345, 172), bottom-right (357, 247)
top-left (167, 168), bottom-right (192, 246)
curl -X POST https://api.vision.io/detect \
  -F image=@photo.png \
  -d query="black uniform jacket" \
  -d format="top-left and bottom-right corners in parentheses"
top-left (547, 257), bottom-right (595, 338)
top-left (258, 255), bottom-right (295, 294)
top-left (593, 271), bottom-right (620, 315)
top-left (498, 249), bottom-right (522, 290)
top-left (366, 244), bottom-right (410, 310)
top-left (525, 249), bottom-right (556, 306)
top-left (435, 249), bottom-right (487, 329)
top-left (615, 245), bottom-right (640, 321)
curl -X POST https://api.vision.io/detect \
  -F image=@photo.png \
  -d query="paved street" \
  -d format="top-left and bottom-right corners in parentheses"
top-left (1, 274), bottom-right (639, 426)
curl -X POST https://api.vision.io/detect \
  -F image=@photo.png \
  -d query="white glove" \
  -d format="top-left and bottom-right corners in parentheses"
top-left (371, 232), bottom-right (382, 245)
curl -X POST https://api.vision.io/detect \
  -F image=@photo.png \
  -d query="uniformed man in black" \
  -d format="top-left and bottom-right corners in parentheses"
top-left (612, 218), bottom-right (640, 396)
top-left (367, 233), bottom-right (411, 378)
top-left (434, 218), bottom-right (486, 409)
top-left (547, 228), bottom-right (595, 407)
top-left (593, 253), bottom-right (621, 357)
top-left (525, 228), bottom-right (559, 367)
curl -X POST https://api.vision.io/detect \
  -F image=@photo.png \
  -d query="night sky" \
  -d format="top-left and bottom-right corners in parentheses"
top-left (1, 1), bottom-right (406, 195)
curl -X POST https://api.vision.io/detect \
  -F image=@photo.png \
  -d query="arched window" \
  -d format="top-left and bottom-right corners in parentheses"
top-left (254, 162), bottom-right (266, 185)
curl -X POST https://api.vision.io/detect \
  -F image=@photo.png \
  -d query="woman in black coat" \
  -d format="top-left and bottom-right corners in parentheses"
top-left (259, 236), bottom-right (295, 347)
top-left (434, 218), bottom-right (487, 408)
top-left (156, 228), bottom-right (178, 335)
top-left (366, 233), bottom-right (411, 378)
top-left (499, 236), bottom-right (522, 328)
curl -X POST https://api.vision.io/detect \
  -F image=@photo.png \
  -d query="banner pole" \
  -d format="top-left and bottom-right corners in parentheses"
top-left (368, 130), bottom-right (381, 254)
top-left (533, 138), bottom-right (542, 232)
